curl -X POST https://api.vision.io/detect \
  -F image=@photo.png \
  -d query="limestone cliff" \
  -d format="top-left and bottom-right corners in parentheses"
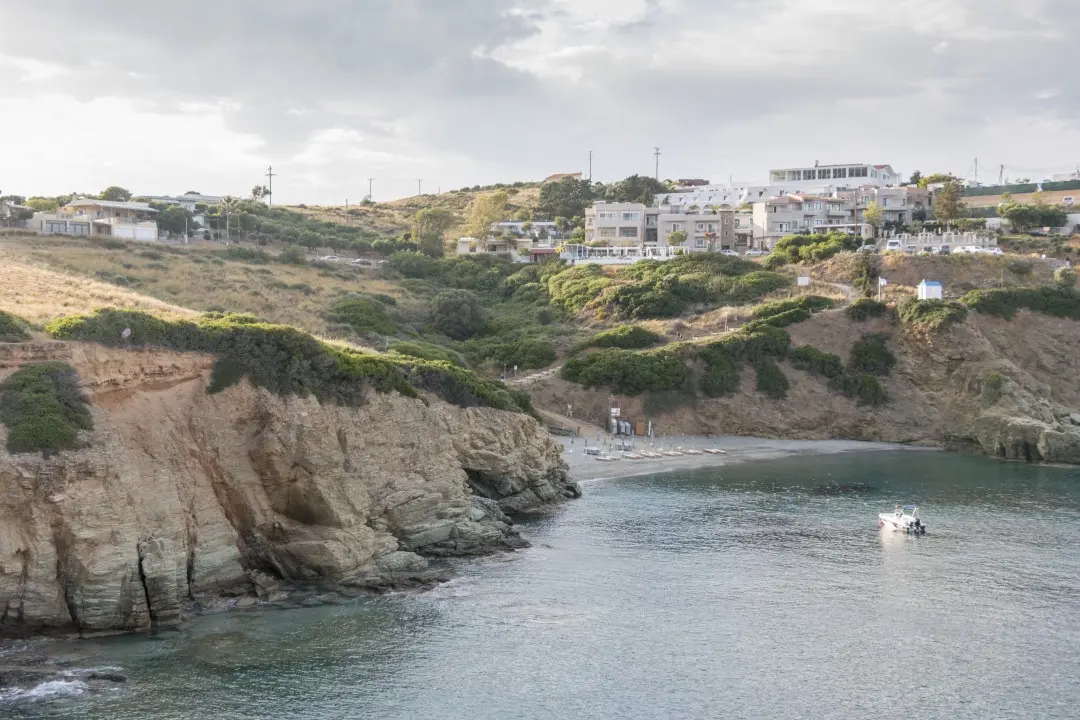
top-left (0, 343), bottom-right (577, 636)
top-left (530, 309), bottom-right (1080, 464)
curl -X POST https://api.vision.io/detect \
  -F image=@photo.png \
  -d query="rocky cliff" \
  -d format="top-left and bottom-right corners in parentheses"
top-left (0, 343), bottom-right (577, 636)
top-left (530, 309), bottom-right (1080, 464)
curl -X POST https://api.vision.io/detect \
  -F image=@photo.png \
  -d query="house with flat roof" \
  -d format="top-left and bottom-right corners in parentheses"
top-left (32, 199), bottom-right (159, 240)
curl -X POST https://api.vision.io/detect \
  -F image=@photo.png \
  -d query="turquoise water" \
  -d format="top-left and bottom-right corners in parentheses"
top-left (5, 450), bottom-right (1080, 719)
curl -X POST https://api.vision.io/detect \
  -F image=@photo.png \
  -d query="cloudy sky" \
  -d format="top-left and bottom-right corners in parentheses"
top-left (2, 0), bottom-right (1077, 203)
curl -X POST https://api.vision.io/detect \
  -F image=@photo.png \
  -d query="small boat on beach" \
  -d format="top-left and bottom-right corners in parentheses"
top-left (702, 448), bottom-right (727, 455)
top-left (594, 454), bottom-right (620, 462)
top-left (878, 504), bottom-right (927, 535)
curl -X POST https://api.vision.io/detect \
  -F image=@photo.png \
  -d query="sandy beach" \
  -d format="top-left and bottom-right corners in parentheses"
top-left (559, 434), bottom-right (928, 482)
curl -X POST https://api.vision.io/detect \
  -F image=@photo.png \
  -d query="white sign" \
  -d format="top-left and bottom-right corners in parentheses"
top-left (797, 276), bottom-right (811, 287)
top-left (879, 277), bottom-right (888, 286)
top-left (610, 408), bottom-right (621, 418)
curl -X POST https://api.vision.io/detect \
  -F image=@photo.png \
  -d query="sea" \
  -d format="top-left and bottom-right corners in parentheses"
top-left (3, 449), bottom-right (1079, 719)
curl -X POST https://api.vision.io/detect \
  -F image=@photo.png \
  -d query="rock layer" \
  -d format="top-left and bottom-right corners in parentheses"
top-left (0, 344), bottom-right (576, 636)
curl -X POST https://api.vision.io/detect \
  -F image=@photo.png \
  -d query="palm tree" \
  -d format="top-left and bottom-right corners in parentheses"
top-left (219, 196), bottom-right (239, 243)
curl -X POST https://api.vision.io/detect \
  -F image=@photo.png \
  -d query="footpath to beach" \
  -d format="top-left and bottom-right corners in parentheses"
top-left (559, 433), bottom-right (919, 483)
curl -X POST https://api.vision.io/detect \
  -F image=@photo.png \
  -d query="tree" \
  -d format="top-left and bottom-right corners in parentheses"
top-left (156, 205), bottom-right (196, 237)
top-left (413, 207), bottom-right (456, 258)
top-left (465, 191), bottom-right (508, 247)
top-left (604, 175), bottom-right (670, 205)
top-left (25, 197), bottom-right (59, 212)
top-left (0, 194), bottom-right (26, 205)
top-left (251, 185), bottom-right (270, 202)
top-left (99, 186), bottom-right (132, 202)
top-left (863, 201), bottom-right (884, 238)
top-left (554, 216), bottom-right (570, 234)
top-left (667, 230), bottom-right (688, 247)
top-left (908, 170), bottom-right (922, 186)
top-left (932, 180), bottom-right (964, 228)
top-left (430, 289), bottom-right (486, 340)
top-left (537, 177), bottom-right (596, 219)
top-left (219, 196), bottom-right (240, 241)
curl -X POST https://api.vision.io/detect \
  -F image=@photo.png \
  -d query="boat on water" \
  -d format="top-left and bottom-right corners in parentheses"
top-left (879, 504), bottom-right (927, 534)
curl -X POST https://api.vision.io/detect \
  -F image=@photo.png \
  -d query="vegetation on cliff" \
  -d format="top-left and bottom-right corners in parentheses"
top-left (0, 310), bottom-right (32, 343)
top-left (849, 333), bottom-right (897, 376)
top-left (790, 345), bottom-right (887, 407)
top-left (44, 309), bottom-right (533, 413)
top-left (576, 325), bottom-right (663, 352)
top-left (960, 286), bottom-right (1080, 322)
top-left (845, 299), bottom-right (889, 322)
top-left (561, 348), bottom-right (691, 396)
top-left (897, 298), bottom-right (968, 331)
top-left (0, 362), bottom-right (93, 453)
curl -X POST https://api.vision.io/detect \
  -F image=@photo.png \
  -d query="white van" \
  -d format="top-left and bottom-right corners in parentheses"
top-left (885, 239), bottom-right (903, 252)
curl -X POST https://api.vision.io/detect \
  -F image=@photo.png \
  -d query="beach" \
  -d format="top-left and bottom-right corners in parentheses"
top-left (559, 433), bottom-right (922, 482)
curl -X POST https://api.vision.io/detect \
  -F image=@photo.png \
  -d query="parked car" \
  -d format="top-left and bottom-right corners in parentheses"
top-left (317, 255), bottom-right (341, 263)
top-left (903, 246), bottom-right (917, 254)
top-left (985, 247), bottom-right (1005, 255)
top-left (856, 244), bottom-right (879, 254)
top-left (920, 245), bottom-right (934, 255)
top-left (936, 245), bottom-right (951, 255)
top-left (885, 239), bottom-right (903, 252)
top-left (744, 248), bottom-right (768, 256)
top-left (720, 249), bottom-right (739, 257)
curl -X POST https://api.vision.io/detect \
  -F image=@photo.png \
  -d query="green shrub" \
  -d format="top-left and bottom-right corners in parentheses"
top-left (0, 311), bottom-right (32, 342)
top-left (960, 286), bottom-right (1080, 321)
top-left (579, 324), bottom-right (662, 352)
top-left (763, 253), bottom-right (787, 270)
top-left (849, 333), bottom-right (896, 376)
top-left (221, 246), bottom-right (270, 264)
top-left (699, 353), bottom-right (740, 397)
top-left (700, 324), bottom-right (790, 364)
top-left (1007, 260), bottom-right (1033, 276)
top-left (897, 298), bottom-right (967, 330)
top-left (752, 308), bottom-right (811, 328)
top-left (277, 246), bottom-right (307, 265)
top-left (431, 289), bottom-right (486, 340)
top-left (754, 359), bottom-right (789, 400)
top-left (464, 338), bottom-right (557, 370)
top-left (327, 297), bottom-right (397, 335)
top-left (44, 309), bottom-right (530, 413)
top-left (0, 362), bottom-right (93, 453)
top-left (387, 250), bottom-right (440, 279)
top-left (852, 254), bottom-right (880, 298)
top-left (560, 349), bottom-right (690, 396)
top-left (841, 372), bottom-right (887, 406)
top-left (753, 295), bottom-right (834, 320)
top-left (1055, 266), bottom-right (1076, 289)
top-left (981, 372), bottom-right (1004, 406)
top-left (389, 341), bottom-right (465, 367)
top-left (790, 346), bottom-right (846, 380)
top-left (845, 298), bottom-right (888, 322)
top-left (726, 271), bottom-right (791, 302)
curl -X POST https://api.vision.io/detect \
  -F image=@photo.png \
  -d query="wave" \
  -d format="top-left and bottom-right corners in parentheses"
top-left (0, 678), bottom-right (88, 704)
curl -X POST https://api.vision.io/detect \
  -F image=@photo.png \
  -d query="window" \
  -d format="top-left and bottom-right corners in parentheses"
top-left (803, 170), bottom-right (816, 181)
top-left (619, 227), bottom-right (638, 238)
top-left (813, 219), bottom-right (825, 226)
top-left (696, 223), bottom-right (705, 231)
top-left (621, 212), bottom-right (640, 221)
top-left (860, 196), bottom-right (871, 205)
top-left (599, 227), bottom-right (616, 238)
top-left (775, 222), bottom-right (790, 232)
top-left (696, 238), bottom-right (707, 248)
top-left (598, 211), bottom-right (616, 221)
top-left (834, 168), bottom-right (847, 179)
top-left (670, 222), bottom-right (682, 232)
top-left (818, 169), bottom-right (831, 179)
top-left (707, 224), bottom-right (716, 232)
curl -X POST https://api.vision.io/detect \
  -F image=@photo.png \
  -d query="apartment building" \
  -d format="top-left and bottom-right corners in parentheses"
top-left (584, 203), bottom-right (646, 245)
top-left (751, 195), bottom-right (868, 246)
top-left (857, 186), bottom-right (930, 226)
top-left (586, 202), bottom-right (735, 252)
top-left (32, 199), bottom-right (159, 240)
top-left (769, 163), bottom-right (901, 186)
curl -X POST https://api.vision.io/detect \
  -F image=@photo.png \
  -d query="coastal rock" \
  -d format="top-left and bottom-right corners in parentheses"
top-left (0, 343), bottom-right (573, 636)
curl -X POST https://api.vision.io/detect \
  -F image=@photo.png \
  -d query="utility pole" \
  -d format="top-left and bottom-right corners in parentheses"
top-left (417, 179), bottom-right (423, 197)
top-left (588, 150), bottom-right (593, 181)
top-left (999, 164), bottom-right (1004, 186)
top-left (973, 157), bottom-right (978, 186)
top-left (345, 198), bottom-right (349, 225)
top-left (367, 177), bottom-right (374, 202)
top-left (654, 147), bottom-right (661, 180)
top-left (265, 166), bottom-right (276, 207)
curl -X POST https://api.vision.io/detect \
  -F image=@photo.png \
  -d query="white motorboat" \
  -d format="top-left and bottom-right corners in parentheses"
top-left (878, 504), bottom-right (927, 534)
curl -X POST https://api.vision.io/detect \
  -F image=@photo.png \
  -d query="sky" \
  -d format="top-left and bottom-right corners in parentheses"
top-left (1, 0), bottom-right (1078, 204)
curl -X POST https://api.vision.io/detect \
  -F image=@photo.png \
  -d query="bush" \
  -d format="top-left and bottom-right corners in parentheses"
top-left (763, 253), bottom-right (787, 270)
top-left (841, 372), bottom-right (887, 406)
top-left (44, 309), bottom-right (530, 413)
top-left (430, 289), bottom-right (486, 340)
top-left (464, 338), bottom-right (557, 370)
top-left (561, 349), bottom-right (690, 396)
top-left (327, 297), bottom-right (397, 335)
top-left (700, 324), bottom-right (790, 364)
top-left (579, 324), bottom-right (662, 352)
top-left (699, 353), bottom-right (740, 397)
top-left (0, 362), bottom-right (93, 453)
top-left (387, 250), bottom-right (441, 279)
top-left (849, 333), bottom-right (896, 376)
top-left (1007, 260), bottom-right (1033, 276)
top-left (221, 246), bottom-right (270, 264)
top-left (753, 295), bottom-right (834, 320)
top-left (897, 298), bottom-right (967, 330)
top-left (278, 245), bottom-right (307, 265)
top-left (845, 298), bottom-right (888, 322)
top-left (852, 254), bottom-right (880, 298)
top-left (790, 346), bottom-right (846, 380)
top-left (0, 311), bottom-right (32, 342)
top-left (726, 271), bottom-right (791, 302)
top-left (754, 359), bottom-right (789, 400)
top-left (982, 372), bottom-right (1004, 406)
top-left (1055, 266), bottom-right (1076, 289)
top-left (960, 286), bottom-right (1080, 321)
top-left (751, 308), bottom-right (810, 328)
top-left (389, 341), bottom-right (465, 367)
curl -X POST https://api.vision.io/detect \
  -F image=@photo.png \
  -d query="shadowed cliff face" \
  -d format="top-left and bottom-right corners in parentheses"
top-left (0, 344), bottom-right (576, 636)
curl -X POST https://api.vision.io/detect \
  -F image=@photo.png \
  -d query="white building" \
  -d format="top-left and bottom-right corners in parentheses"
top-left (918, 281), bottom-right (943, 300)
top-left (585, 202), bottom-right (736, 252)
top-left (769, 163), bottom-right (902, 186)
top-left (32, 199), bottom-right (159, 240)
top-left (751, 194), bottom-right (868, 246)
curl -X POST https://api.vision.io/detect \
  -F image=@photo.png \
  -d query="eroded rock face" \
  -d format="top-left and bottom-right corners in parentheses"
top-left (0, 345), bottom-right (575, 636)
